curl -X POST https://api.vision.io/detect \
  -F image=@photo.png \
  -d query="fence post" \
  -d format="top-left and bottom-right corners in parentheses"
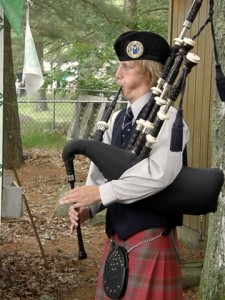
top-left (79, 102), bottom-right (95, 139)
top-left (51, 88), bottom-right (56, 130)
top-left (66, 101), bottom-right (81, 139)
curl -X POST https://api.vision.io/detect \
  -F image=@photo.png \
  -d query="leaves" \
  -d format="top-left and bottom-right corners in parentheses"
top-left (12, 0), bottom-right (169, 90)
top-left (0, 149), bottom-right (101, 299)
top-left (0, 0), bottom-right (23, 35)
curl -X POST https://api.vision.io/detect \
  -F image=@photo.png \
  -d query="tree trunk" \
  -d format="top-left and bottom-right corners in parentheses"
top-left (35, 88), bottom-right (48, 112)
top-left (3, 17), bottom-right (24, 169)
top-left (124, 0), bottom-right (138, 17)
top-left (199, 1), bottom-right (225, 299)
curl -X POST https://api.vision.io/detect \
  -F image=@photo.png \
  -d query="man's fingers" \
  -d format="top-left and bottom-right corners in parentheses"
top-left (70, 224), bottom-right (76, 234)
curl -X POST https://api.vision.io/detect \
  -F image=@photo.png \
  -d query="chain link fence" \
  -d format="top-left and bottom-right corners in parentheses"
top-left (18, 88), bottom-right (126, 149)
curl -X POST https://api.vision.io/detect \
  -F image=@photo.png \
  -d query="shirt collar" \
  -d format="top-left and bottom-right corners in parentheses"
top-left (128, 92), bottom-right (151, 120)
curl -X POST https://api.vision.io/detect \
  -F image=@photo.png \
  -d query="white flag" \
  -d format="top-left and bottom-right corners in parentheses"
top-left (23, 7), bottom-right (44, 96)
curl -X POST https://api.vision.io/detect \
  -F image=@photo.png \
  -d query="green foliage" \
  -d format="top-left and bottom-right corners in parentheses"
top-left (12, 0), bottom-right (169, 91)
top-left (78, 76), bottom-right (116, 91)
top-left (135, 0), bottom-right (169, 37)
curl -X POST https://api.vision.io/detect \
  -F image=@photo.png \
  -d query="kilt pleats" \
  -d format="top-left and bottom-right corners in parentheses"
top-left (95, 227), bottom-right (183, 300)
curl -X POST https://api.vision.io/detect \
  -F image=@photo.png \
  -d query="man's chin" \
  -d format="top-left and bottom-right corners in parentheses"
top-left (121, 88), bottom-right (127, 99)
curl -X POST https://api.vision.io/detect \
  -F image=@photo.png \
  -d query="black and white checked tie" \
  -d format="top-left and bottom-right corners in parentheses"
top-left (121, 107), bottom-right (133, 147)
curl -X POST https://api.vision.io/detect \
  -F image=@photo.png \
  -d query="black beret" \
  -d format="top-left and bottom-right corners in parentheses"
top-left (114, 31), bottom-right (170, 64)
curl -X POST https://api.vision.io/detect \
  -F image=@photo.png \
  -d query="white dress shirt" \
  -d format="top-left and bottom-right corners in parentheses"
top-left (86, 92), bottom-right (189, 217)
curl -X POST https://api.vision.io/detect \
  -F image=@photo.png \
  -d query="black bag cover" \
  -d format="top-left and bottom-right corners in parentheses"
top-left (63, 140), bottom-right (224, 215)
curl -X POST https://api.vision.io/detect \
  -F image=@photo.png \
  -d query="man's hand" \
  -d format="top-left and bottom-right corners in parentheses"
top-left (60, 185), bottom-right (101, 209)
top-left (68, 205), bottom-right (91, 234)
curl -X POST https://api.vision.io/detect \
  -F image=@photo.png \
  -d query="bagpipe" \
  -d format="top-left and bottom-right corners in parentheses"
top-left (62, 0), bottom-right (224, 259)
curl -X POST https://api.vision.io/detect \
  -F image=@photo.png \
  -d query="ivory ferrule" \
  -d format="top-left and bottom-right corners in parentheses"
top-left (145, 134), bottom-right (157, 148)
top-left (155, 96), bottom-right (167, 106)
top-left (142, 121), bottom-right (154, 135)
top-left (135, 119), bottom-right (145, 130)
top-left (151, 86), bottom-right (162, 95)
top-left (157, 111), bottom-right (170, 121)
top-left (96, 121), bottom-right (109, 131)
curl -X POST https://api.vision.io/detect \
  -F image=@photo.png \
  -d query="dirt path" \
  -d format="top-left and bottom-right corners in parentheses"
top-left (0, 150), bottom-right (200, 299)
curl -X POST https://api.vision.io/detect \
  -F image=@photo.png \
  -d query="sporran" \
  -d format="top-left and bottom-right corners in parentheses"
top-left (103, 242), bottom-right (128, 299)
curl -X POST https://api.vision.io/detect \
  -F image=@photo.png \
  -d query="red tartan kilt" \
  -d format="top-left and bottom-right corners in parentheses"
top-left (95, 227), bottom-right (183, 300)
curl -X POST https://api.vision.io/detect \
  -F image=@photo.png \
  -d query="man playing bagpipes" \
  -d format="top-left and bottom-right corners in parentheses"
top-left (60, 31), bottom-right (189, 300)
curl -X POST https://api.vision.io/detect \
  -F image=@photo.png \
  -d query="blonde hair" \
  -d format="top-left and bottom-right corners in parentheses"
top-left (135, 60), bottom-right (163, 88)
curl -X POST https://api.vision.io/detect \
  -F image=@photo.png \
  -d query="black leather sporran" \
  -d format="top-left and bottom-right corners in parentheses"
top-left (103, 243), bottom-right (128, 299)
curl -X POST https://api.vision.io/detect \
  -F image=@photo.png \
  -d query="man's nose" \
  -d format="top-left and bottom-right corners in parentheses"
top-left (115, 65), bottom-right (122, 79)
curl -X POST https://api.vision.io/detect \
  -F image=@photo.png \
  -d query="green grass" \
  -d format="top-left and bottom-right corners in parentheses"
top-left (22, 131), bottom-right (67, 150)
top-left (18, 102), bottom-right (75, 123)
top-left (19, 101), bottom-right (74, 150)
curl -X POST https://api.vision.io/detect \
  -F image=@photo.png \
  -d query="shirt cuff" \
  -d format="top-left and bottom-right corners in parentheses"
top-left (89, 202), bottom-right (104, 218)
top-left (99, 181), bottom-right (117, 206)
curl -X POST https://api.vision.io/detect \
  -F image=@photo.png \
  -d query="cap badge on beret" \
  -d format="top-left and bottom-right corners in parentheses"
top-left (126, 41), bottom-right (144, 59)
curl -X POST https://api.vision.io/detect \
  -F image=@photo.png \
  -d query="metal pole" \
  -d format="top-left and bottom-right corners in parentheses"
top-left (52, 88), bottom-right (56, 130)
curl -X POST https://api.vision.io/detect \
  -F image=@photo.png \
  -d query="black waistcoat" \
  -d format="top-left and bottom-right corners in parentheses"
top-left (105, 108), bottom-right (183, 240)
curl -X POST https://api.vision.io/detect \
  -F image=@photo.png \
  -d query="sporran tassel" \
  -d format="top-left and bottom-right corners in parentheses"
top-left (170, 58), bottom-right (188, 152)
